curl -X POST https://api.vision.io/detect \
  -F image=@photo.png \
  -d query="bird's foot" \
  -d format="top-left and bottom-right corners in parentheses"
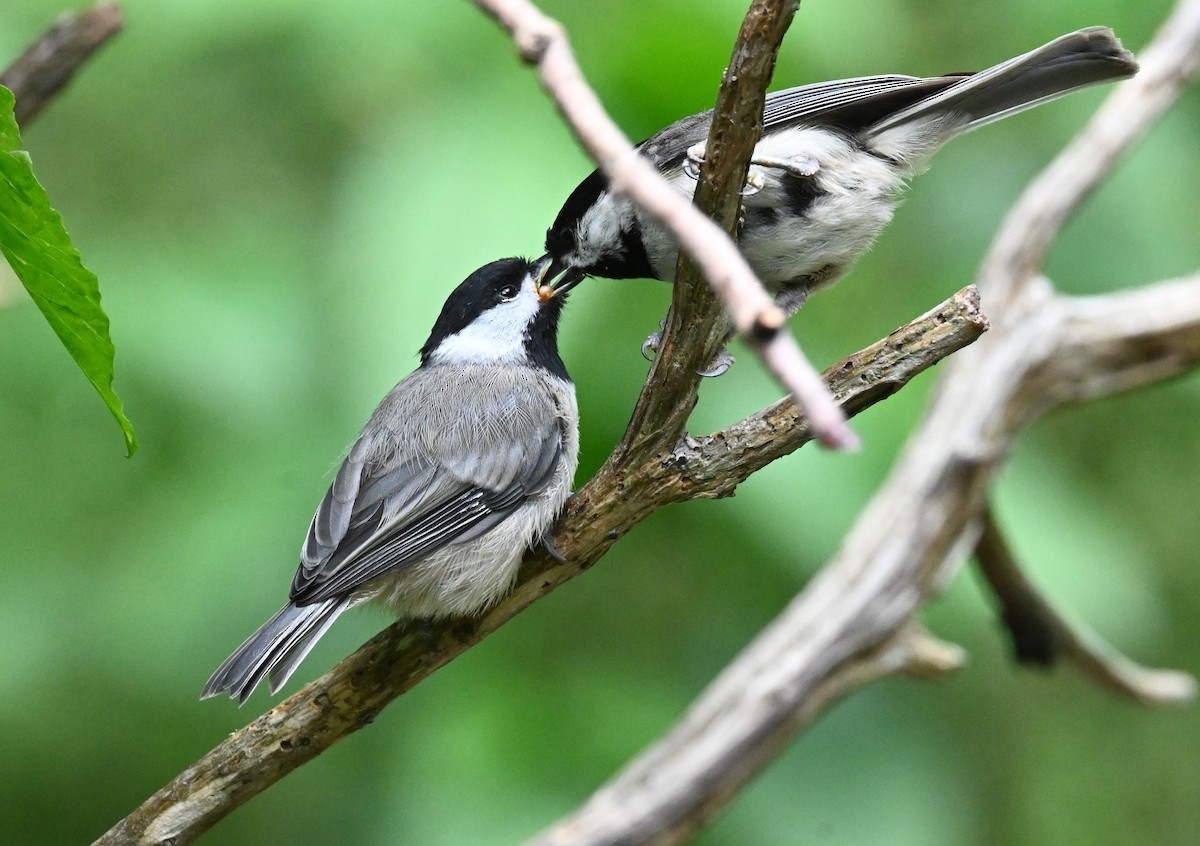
top-left (641, 331), bottom-right (664, 363)
top-left (696, 347), bottom-right (735, 378)
top-left (641, 317), bottom-right (668, 362)
top-left (541, 532), bottom-right (567, 563)
top-left (683, 143), bottom-right (766, 196)
top-left (642, 328), bottom-right (735, 377)
top-left (774, 284), bottom-right (811, 318)
top-left (750, 154), bottom-right (820, 179)
top-left (682, 143), bottom-right (706, 180)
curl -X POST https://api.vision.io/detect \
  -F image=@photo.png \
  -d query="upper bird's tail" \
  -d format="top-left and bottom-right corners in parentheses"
top-left (201, 597), bottom-right (349, 703)
top-left (869, 27), bottom-right (1138, 137)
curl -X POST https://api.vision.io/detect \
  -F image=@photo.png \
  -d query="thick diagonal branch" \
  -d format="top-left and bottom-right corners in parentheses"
top-left (91, 288), bottom-right (984, 846)
top-left (529, 270), bottom-right (1200, 846)
top-left (529, 1), bottom-right (1200, 836)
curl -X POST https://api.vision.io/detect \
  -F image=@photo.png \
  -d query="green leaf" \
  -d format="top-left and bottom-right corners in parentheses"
top-left (0, 85), bottom-right (136, 456)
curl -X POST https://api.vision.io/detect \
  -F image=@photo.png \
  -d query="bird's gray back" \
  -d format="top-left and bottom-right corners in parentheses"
top-left (369, 363), bottom-right (570, 491)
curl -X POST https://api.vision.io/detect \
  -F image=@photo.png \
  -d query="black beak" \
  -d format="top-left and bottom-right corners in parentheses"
top-left (544, 256), bottom-right (587, 296)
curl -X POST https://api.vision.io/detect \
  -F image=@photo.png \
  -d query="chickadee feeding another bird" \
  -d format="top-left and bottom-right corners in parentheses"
top-left (203, 257), bottom-right (580, 702)
top-left (541, 27), bottom-right (1138, 368)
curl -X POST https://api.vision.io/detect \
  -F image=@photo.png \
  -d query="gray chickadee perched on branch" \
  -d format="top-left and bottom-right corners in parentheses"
top-left (203, 257), bottom-right (580, 702)
top-left (541, 27), bottom-right (1138, 367)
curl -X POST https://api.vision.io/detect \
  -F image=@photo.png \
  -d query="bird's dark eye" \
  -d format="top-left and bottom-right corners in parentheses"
top-left (498, 283), bottom-right (520, 302)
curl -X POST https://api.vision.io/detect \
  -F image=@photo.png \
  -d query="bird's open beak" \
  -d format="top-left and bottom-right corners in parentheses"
top-left (537, 255), bottom-right (586, 302)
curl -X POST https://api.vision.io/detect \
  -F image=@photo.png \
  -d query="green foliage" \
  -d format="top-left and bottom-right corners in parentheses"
top-left (0, 85), bottom-right (135, 455)
top-left (1, 1), bottom-right (1198, 845)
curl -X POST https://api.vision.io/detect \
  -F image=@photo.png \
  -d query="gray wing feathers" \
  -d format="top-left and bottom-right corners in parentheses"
top-left (291, 369), bottom-right (567, 604)
top-left (292, 485), bottom-right (522, 602)
top-left (357, 458), bottom-right (439, 513)
top-left (761, 75), bottom-right (942, 128)
top-left (523, 428), bottom-right (565, 496)
top-left (308, 443), bottom-right (368, 552)
top-left (640, 77), bottom-right (958, 166)
top-left (869, 27), bottom-right (1137, 135)
top-left (201, 597), bottom-right (349, 703)
top-left (301, 456), bottom-right (441, 580)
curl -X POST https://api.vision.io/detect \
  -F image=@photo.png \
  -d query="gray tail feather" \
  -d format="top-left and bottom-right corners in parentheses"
top-left (201, 598), bottom-right (349, 703)
top-left (870, 27), bottom-right (1138, 137)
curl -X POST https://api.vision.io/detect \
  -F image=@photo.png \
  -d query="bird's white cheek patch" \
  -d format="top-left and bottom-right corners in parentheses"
top-left (573, 193), bottom-right (634, 267)
top-left (430, 277), bottom-right (541, 366)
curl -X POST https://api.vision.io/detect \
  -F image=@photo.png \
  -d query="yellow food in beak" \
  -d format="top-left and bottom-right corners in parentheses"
top-left (535, 256), bottom-right (556, 301)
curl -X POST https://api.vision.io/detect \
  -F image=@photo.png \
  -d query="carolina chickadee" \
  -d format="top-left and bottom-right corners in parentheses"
top-left (542, 27), bottom-right (1137, 332)
top-left (203, 257), bottom-right (580, 702)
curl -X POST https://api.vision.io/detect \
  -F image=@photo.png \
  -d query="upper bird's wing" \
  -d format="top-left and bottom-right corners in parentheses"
top-left (761, 75), bottom-right (961, 131)
top-left (584, 29), bottom-right (1136, 175)
top-left (289, 374), bottom-right (566, 605)
top-left (638, 75), bottom-right (962, 169)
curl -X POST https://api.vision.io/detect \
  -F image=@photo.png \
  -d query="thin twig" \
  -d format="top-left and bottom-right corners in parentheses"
top-left (975, 506), bottom-right (1196, 705)
top-left (1, 3), bottom-right (124, 126)
top-left (473, 0), bottom-right (856, 450)
top-left (90, 288), bottom-right (986, 846)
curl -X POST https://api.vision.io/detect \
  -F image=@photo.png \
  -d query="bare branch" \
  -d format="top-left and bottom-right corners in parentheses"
top-left (529, 269), bottom-right (1200, 846)
top-left (975, 507), bottom-right (1196, 706)
top-left (91, 288), bottom-right (985, 846)
top-left (974, 508), bottom-right (1061, 666)
top-left (474, 0), bottom-right (856, 450)
top-left (900, 625), bottom-right (969, 679)
top-left (528, 629), bottom-right (930, 846)
top-left (1, 3), bottom-right (123, 127)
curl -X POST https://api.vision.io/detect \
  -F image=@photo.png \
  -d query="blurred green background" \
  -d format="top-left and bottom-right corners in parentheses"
top-left (2, 0), bottom-right (1198, 843)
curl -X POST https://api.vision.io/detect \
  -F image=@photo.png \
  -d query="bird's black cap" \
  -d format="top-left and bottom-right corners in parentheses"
top-left (420, 257), bottom-right (570, 380)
